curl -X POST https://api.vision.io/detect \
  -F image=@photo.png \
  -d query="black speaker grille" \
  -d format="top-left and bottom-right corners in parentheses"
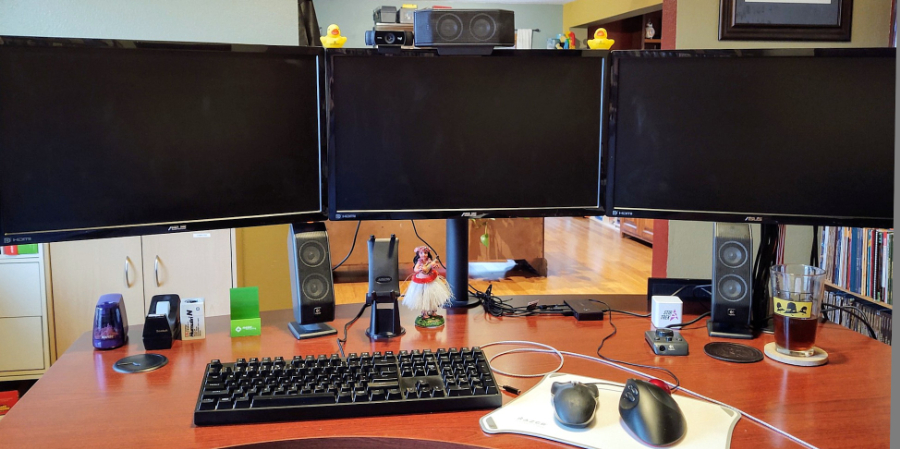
top-left (468, 13), bottom-right (496, 41)
top-left (718, 241), bottom-right (749, 268)
top-left (299, 241), bottom-right (327, 267)
top-left (717, 274), bottom-right (748, 302)
top-left (302, 273), bottom-right (330, 302)
top-left (437, 13), bottom-right (463, 41)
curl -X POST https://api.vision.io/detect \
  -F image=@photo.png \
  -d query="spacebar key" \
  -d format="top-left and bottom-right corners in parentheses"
top-left (251, 394), bottom-right (335, 408)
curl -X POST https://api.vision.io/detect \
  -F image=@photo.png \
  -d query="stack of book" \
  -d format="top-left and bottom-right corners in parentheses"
top-left (819, 226), bottom-right (893, 305)
top-left (822, 290), bottom-right (892, 345)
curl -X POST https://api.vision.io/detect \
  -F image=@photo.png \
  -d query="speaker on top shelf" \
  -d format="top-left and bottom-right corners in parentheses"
top-left (414, 9), bottom-right (515, 54)
top-left (287, 222), bottom-right (337, 339)
top-left (707, 223), bottom-right (755, 339)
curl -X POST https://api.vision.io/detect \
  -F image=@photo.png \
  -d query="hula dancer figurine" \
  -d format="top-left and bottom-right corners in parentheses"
top-left (402, 246), bottom-right (453, 328)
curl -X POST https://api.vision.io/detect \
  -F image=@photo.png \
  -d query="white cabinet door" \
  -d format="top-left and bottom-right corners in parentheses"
top-left (0, 317), bottom-right (45, 372)
top-left (49, 237), bottom-right (144, 355)
top-left (141, 230), bottom-right (233, 318)
top-left (0, 261), bottom-right (42, 317)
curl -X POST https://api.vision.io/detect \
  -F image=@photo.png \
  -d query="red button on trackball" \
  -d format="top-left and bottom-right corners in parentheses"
top-left (648, 379), bottom-right (671, 394)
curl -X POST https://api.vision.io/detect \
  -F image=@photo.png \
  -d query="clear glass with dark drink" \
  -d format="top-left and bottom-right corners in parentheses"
top-left (769, 264), bottom-right (825, 357)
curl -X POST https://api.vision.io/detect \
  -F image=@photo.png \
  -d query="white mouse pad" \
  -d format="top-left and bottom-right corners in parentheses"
top-left (480, 373), bottom-right (740, 449)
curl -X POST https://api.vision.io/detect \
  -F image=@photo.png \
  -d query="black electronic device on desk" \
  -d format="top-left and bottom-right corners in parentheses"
top-left (645, 329), bottom-right (688, 356)
top-left (193, 347), bottom-right (501, 425)
top-left (0, 37), bottom-right (327, 245)
top-left (143, 294), bottom-right (181, 350)
top-left (327, 48), bottom-right (609, 309)
top-left (618, 378), bottom-right (686, 446)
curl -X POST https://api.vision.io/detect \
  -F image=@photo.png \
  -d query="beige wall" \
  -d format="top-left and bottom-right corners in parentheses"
top-left (667, 0), bottom-right (893, 278)
top-left (677, 0), bottom-right (892, 49)
top-left (563, 0), bottom-right (662, 29)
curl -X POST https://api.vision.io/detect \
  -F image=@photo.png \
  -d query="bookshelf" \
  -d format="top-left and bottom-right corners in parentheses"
top-left (826, 281), bottom-right (891, 310)
top-left (819, 226), bottom-right (893, 306)
top-left (586, 9), bottom-right (662, 51)
top-left (819, 226), bottom-right (893, 345)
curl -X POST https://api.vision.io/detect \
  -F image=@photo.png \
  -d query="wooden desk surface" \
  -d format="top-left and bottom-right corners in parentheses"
top-left (0, 296), bottom-right (890, 449)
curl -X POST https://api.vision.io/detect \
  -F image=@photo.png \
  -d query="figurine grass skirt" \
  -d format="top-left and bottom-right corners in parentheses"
top-left (402, 272), bottom-right (453, 313)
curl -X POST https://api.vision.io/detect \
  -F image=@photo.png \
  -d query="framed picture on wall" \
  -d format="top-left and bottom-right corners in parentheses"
top-left (719, 0), bottom-right (853, 41)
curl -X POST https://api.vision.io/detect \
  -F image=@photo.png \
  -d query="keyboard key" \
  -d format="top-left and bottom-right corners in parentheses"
top-left (251, 394), bottom-right (335, 408)
top-left (369, 389), bottom-right (386, 401)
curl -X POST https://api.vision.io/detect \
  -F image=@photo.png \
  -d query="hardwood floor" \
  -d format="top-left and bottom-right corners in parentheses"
top-left (333, 217), bottom-right (652, 304)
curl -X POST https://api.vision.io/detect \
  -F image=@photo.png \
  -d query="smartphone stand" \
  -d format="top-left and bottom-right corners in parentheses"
top-left (366, 291), bottom-right (405, 340)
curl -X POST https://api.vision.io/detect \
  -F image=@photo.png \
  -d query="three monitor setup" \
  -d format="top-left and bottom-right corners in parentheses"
top-left (0, 36), bottom-right (894, 341)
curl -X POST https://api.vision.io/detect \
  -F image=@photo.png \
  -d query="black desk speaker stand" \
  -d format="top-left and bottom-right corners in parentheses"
top-left (366, 291), bottom-right (406, 340)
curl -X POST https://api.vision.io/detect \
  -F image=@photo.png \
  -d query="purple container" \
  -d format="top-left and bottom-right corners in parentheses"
top-left (92, 293), bottom-right (128, 350)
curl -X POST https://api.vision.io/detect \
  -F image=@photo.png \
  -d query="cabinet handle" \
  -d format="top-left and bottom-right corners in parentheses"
top-left (154, 256), bottom-right (161, 287)
top-left (124, 257), bottom-right (131, 288)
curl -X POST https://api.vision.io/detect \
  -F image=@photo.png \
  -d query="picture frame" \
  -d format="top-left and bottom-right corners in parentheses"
top-left (719, 0), bottom-right (853, 41)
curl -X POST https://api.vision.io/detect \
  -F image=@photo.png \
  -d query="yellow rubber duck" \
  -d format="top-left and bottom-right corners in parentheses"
top-left (320, 24), bottom-right (348, 48)
top-left (587, 28), bottom-right (615, 50)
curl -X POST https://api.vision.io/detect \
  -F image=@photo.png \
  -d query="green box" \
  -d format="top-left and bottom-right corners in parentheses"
top-left (16, 244), bottom-right (38, 254)
top-left (230, 287), bottom-right (261, 337)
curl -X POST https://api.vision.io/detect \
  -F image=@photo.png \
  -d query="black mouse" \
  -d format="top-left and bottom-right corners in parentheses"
top-left (550, 381), bottom-right (600, 428)
top-left (618, 378), bottom-right (686, 446)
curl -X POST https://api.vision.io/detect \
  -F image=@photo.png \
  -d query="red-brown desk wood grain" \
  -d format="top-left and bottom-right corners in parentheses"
top-left (0, 295), bottom-right (890, 448)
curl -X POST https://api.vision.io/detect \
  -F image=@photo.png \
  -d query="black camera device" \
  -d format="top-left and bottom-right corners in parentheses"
top-left (365, 30), bottom-right (412, 47)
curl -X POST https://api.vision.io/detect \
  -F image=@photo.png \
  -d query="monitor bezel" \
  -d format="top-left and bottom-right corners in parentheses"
top-left (326, 47), bottom-right (609, 221)
top-left (0, 36), bottom-right (328, 245)
top-left (605, 48), bottom-right (895, 228)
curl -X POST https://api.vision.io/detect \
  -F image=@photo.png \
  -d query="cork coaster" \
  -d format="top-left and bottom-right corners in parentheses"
top-left (763, 342), bottom-right (828, 367)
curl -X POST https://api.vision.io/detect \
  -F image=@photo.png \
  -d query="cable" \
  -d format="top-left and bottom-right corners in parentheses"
top-left (665, 311), bottom-right (711, 329)
top-left (821, 303), bottom-right (878, 339)
top-left (471, 284), bottom-right (571, 317)
top-left (331, 221), bottom-right (361, 271)
top-left (751, 224), bottom-right (780, 329)
top-left (591, 300), bottom-right (681, 390)
top-left (810, 225), bottom-right (819, 267)
top-left (336, 302), bottom-right (370, 357)
top-left (410, 220), bottom-right (446, 269)
top-left (479, 341), bottom-right (819, 449)
top-left (480, 341), bottom-right (564, 378)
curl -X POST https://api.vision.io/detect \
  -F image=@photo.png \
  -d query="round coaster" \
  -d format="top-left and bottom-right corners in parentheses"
top-left (703, 342), bottom-right (764, 363)
top-left (113, 353), bottom-right (168, 374)
top-left (763, 342), bottom-right (828, 367)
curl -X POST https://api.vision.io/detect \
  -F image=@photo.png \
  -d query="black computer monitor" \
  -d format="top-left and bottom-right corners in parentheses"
top-left (327, 48), bottom-right (609, 306)
top-left (327, 48), bottom-right (608, 221)
top-left (605, 48), bottom-right (895, 228)
top-left (0, 37), bottom-right (326, 244)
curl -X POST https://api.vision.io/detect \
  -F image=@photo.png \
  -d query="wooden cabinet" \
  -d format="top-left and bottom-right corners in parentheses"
top-left (0, 247), bottom-right (51, 380)
top-left (619, 218), bottom-right (654, 245)
top-left (140, 231), bottom-right (234, 318)
top-left (49, 230), bottom-right (234, 355)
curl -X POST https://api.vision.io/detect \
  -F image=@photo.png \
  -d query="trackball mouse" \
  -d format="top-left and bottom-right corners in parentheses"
top-left (550, 381), bottom-right (600, 428)
top-left (618, 378), bottom-right (686, 446)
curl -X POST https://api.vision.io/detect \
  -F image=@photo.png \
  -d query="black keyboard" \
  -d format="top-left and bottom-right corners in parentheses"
top-left (193, 347), bottom-right (502, 426)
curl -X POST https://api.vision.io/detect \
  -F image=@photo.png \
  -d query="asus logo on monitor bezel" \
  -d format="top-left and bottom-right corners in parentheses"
top-left (744, 216), bottom-right (763, 222)
top-left (168, 225), bottom-right (187, 231)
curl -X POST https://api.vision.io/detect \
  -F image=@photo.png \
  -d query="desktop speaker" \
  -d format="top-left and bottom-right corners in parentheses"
top-left (708, 223), bottom-right (754, 339)
top-left (287, 223), bottom-right (337, 339)
top-left (414, 9), bottom-right (515, 47)
top-left (368, 234), bottom-right (400, 294)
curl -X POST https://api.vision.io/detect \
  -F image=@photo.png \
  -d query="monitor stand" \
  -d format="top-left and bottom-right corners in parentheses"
top-left (444, 218), bottom-right (482, 308)
top-left (288, 322), bottom-right (337, 340)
